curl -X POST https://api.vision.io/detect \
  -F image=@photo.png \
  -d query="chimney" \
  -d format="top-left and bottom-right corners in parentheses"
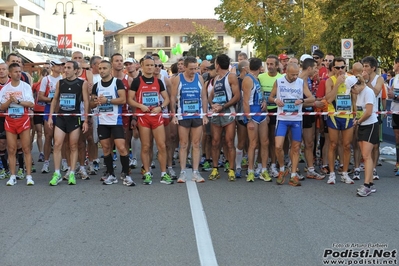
top-left (126, 21), bottom-right (136, 27)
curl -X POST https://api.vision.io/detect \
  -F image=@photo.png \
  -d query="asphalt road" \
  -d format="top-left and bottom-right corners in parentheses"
top-left (0, 143), bottom-right (398, 266)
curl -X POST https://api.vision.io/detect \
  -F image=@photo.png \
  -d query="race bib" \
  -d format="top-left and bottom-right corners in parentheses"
top-left (142, 92), bottom-right (159, 107)
top-left (60, 93), bottom-right (76, 111)
top-left (282, 99), bottom-right (299, 113)
top-left (264, 91), bottom-right (276, 107)
top-left (356, 106), bottom-right (363, 119)
top-left (336, 95), bottom-right (351, 112)
top-left (99, 96), bottom-right (113, 112)
top-left (9, 106), bottom-right (24, 118)
top-left (214, 91), bottom-right (226, 104)
top-left (48, 92), bottom-right (55, 98)
top-left (183, 99), bottom-right (200, 113)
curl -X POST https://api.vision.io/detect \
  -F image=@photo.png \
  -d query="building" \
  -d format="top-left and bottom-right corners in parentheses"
top-left (0, 0), bottom-right (105, 62)
top-left (104, 19), bottom-right (255, 66)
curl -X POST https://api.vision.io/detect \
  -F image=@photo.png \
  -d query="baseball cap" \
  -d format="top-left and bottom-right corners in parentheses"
top-left (345, 76), bottom-right (359, 92)
top-left (206, 64), bottom-right (215, 70)
top-left (300, 54), bottom-right (313, 62)
top-left (278, 54), bottom-right (289, 60)
top-left (0, 59), bottom-right (4, 64)
top-left (50, 59), bottom-right (65, 66)
top-left (124, 58), bottom-right (137, 64)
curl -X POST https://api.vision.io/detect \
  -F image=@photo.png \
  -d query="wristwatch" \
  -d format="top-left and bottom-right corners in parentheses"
top-left (17, 99), bottom-right (21, 104)
top-left (160, 105), bottom-right (165, 110)
top-left (106, 98), bottom-right (111, 104)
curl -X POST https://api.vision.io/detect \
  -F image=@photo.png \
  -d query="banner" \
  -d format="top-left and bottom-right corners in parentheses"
top-left (57, 34), bottom-right (72, 49)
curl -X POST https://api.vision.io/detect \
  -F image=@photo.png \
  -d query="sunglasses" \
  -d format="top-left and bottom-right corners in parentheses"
top-left (313, 56), bottom-right (320, 60)
top-left (143, 55), bottom-right (154, 60)
top-left (351, 81), bottom-right (361, 89)
top-left (323, 59), bottom-right (333, 62)
top-left (334, 66), bottom-right (346, 70)
top-left (154, 64), bottom-right (163, 68)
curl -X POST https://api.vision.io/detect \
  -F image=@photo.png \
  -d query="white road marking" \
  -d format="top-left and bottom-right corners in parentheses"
top-left (185, 169), bottom-right (218, 266)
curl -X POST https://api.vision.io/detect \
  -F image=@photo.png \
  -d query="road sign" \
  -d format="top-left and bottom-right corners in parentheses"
top-left (311, 45), bottom-right (319, 54)
top-left (341, 39), bottom-right (354, 59)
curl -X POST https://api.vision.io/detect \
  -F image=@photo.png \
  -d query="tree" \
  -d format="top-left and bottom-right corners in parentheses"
top-left (185, 23), bottom-right (227, 59)
top-left (320, 0), bottom-right (399, 67)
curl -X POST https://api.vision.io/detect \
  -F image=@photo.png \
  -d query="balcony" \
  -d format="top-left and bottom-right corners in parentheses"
top-left (140, 43), bottom-right (172, 50)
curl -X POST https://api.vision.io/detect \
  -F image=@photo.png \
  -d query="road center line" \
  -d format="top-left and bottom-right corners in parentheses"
top-left (185, 170), bottom-right (218, 266)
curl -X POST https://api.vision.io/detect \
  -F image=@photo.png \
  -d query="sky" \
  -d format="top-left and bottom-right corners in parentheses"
top-left (94, 0), bottom-right (221, 26)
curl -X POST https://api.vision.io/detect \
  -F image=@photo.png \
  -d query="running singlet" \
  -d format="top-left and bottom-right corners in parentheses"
top-left (391, 74), bottom-right (399, 112)
top-left (258, 72), bottom-right (283, 110)
top-left (92, 77), bottom-right (124, 126)
top-left (0, 78), bottom-right (10, 116)
top-left (132, 76), bottom-right (165, 113)
top-left (246, 74), bottom-right (263, 109)
top-left (121, 75), bottom-right (131, 114)
top-left (0, 81), bottom-right (34, 120)
top-left (213, 72), bottom-right (235, 113)
top-left (58, 78), bottom-right (84, 114)
top-left (177, 73), bottom-right (202, 120)
top-left (276, 76), bottom-right (304, 122)
top-left (40, 75), bottom-right (62, 114)
top-left (328, 76), bottom-right (352, 119)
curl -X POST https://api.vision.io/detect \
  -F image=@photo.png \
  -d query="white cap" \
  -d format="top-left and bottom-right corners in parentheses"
top-left (300, 54), bottom-right (313, 62)
top-left (50, 59), bottom-right (65, 66)
top-left (345, 76), bottom-right (359, 92)
top-left (0, 59), bottom-right (4, 64)
top-left (124, 58), bottom-right (137, 64)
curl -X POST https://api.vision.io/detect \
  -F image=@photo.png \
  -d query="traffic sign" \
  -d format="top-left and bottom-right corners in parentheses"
top-left (341, 39), bottom-right (354, 59)
top-left (311, 45), bottom-right (319, 54)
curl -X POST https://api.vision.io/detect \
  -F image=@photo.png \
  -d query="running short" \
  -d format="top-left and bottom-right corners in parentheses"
top-left (326, 116), bottom-right (353, 131)
top-left (358, 122), bottom-right (379, 145)
top-left (122, 114), bottom-right (132, 130)
top-left (137, 114), bottom-right (163, 129)
top-left (33, 111), bottom-right (44, 125)
top-left (163, 117), bottom-right (170, 127)
top-left (43, 114), bottom-right (56, 125)
top-left (211, 115), bottom-right (234, 127)
top-left (302, 115), bottom-right (315, 129)
top-left (275, 120), bottom-right (302, 142)
top-left (56, 116), bottom-right (81, 133)
top-left (178, 118), bottom-right (203, 128)
top-left (392, 114), bottom-right (399, 129)
top-left (5, 116), bottom-right (31, 135)
top-left (98, 125), bottom-right (125, 140)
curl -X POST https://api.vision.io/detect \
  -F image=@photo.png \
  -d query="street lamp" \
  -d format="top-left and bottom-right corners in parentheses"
top-left (53, 1), bottom-right (75, 58)
top-left (289, 0), bottom-right (305, 54)
top-left (86, 20), bottom-right (102, 56)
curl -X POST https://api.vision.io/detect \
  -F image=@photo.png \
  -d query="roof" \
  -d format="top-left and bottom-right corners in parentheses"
top-left (113, 19), bottom-right (225, 35)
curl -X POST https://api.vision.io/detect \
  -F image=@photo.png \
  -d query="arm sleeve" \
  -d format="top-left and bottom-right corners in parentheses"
top-left (91, 83), bottom-right (98, 95)
top-left (130, 77), bottom-right (140, 92)
top-left (158, 79), bottom-right (165, 92)
top-left (115, 79), bottom-right (125, 91)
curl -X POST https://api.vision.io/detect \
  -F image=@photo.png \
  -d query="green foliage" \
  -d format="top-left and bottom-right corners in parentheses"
top-left (185, 23), bottom-right (227, 59)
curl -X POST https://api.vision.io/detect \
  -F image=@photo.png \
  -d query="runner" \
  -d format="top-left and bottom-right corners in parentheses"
top-left (48, 61), bottom-right (89, 186)
top-left (0, 63), bottom-right (35, 186)
top-left (0, 62), bottom-right (10, 180)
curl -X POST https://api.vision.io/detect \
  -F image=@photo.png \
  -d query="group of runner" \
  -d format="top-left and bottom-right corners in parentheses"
top-left (0, 50), bottom-right (394, 196)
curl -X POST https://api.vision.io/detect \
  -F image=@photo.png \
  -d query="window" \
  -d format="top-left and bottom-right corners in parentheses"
top-left (180, 36), bottom-right (188, 43)
top-left (165, 36), bottom-right (170, 47)
top-left (218, 36), bottom-right (224, 44)
top-left (128, 37), bottom-right (135, 44)
top-left (129, 52), bottom-right (135, 58)
top-left (235, 37), bottom-right (241, 43)
top-left (146, 36), bottom-right (152, 47)
top-left (235, 51), bottom-right (241, 62)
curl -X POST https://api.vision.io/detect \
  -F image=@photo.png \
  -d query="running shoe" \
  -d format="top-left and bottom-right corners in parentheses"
top-left (78, 168), bottom-right (90, 180)
top-left (61, 161), bottom-right (69, 172)
top-left (373, 169), bottom-right (379, 180)
top-left (41, 162), bottom-right (50, 173)
top-left (38, 152), bottom-right (44, 162)
top-left (177, 171), bottom-right (187, 183)
top-left (394, 163), bottom-right (399, 172)
top-left (270, 167), bottom-right (279, 178)
top-left (49, 172), bottom-right (62, 186)
top-left (192, 171), bottom-right (205, 183)
top-left (202, 161), bottom-right (212, 172)
top-left (160, 173), bottom-right (174, 185)
top-left (352, 169), bottom-right (360, 180)
top-left (260, 170), bottom-right (272, 182)
top-left (200, 156), bottom-right (206, 166)
top-left (103, 174), bottom-right (118, 185)
top-left (186, 158), bottom-right (192, 169)
top-left (26, 176), bottom-right (34, 186)
top-left (0, 169), bottom-right (7, 180)
top-left (208, 168), bottom-right (220, 180)
top-left (228, 169), bottom-right (236, 181)
top-left (320, 165), bottom-right (330, 175)
top-left (100, 172), bottom-right (109, 181)
top-left (16, 168), bottom-right (25, 180)
top-left (167, 168), bottom-right (177, 180)
top-left (141, 165), bottom-right (146, 176)
top-left (235, 168), bottom-right (242, 178)
top-left (93, 160), bottom-right (100, 171)
top-left (306, 169), bottom-right (325, 180)
top-left (63, 169), bottom-right (70, 181)
top-left (241, 156), bottom-right (248, 168)
top-left (357, 184), bottom-right (376, 193)
top-left (224, 161), bottom-right (230, 172)
top-left (289, 174), bottom-right (301, 187)
top-left (246, 172), bottom-right (255, 182)
top-left (276, 170), bottom-right (288, 185)
top-left (377, 159), bottom-right (382, 166)
top-left (88, 164), bottom-right (97, 175)
top-left (31, 166), bottom-right (36, 173)
top-left (143, 173), bottom-right (152, 185)
top-left (131, 158), bottom-right (137, 169)
top-left (113, 153), bottom-right (117, 161)
top-left (68, 172), bottom-right (76, 185)
top-left (6, 177), bottom-right (17, 186)
top-left (327, 172), bottom-right (336, 184)
top-left (151, 161), bottom-right (156, 169)
top-left (123, 175), bottom-right (136, 186)
top-left (254, 166), bottom-right (262, 178)
top-left (357, 185), bottom-right (371, 197)
top-left (341, 172), bottom-right (354, 184)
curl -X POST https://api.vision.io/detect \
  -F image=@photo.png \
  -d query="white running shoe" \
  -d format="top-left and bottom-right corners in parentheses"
top-left (42, 162), bottom-right (50, 173)
top-left (103, 175), bottom-right (118, 185)
top-left (327, 172), bottom-right (336, 184)
top-left (26, 176), bottom-right (34, 186)
top-left (6, 177), bottom-right (17, 186)
top-left (341, 173), bottom-right (354, 184)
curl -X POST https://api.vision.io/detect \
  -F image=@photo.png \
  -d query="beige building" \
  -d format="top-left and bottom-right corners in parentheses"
top-left (104, 19), bottom-right (255, 66)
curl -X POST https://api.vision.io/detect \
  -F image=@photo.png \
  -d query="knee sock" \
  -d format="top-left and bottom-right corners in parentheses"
top-left (120, 155), bottom-right (129, 175)
top-left (235, 149), bottom-right (243, 169)
top-left (104, 154), bottom-right (114, 176)
top-left (17, 149), bottom-right (24, 169)
top-left (396, 144), bottom-right (399, 163)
